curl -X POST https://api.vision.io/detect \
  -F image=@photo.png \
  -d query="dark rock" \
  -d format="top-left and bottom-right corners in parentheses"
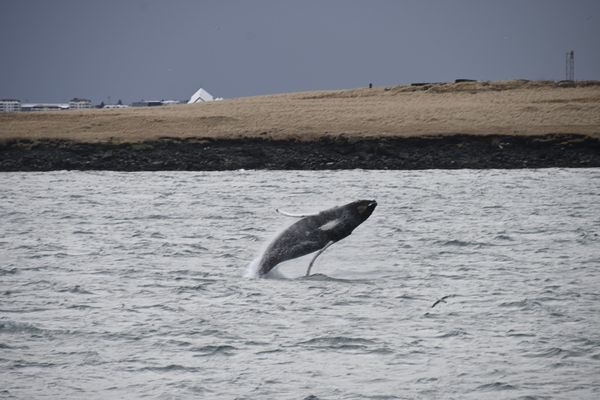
top-left (0, 134), bottom-right (599, 171)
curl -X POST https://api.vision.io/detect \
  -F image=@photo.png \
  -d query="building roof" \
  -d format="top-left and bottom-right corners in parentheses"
top-left (188, 88), bottom-right (214, 104)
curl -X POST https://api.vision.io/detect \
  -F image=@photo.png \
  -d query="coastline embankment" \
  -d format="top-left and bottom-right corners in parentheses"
top-left (1, 80), bottom-right (599, 170)
top-left (1, 134), bottom-right (599, 171)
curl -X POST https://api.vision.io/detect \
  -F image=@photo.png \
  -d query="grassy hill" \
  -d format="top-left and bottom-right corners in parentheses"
top-left (1, 80), bottom-right (599, 143)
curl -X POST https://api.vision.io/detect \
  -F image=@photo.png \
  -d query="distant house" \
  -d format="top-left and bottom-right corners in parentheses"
top-left (21, 103), bottom-right (70, 112)
top-left (103, 104), bottom-right (130, 109)
top-left (69, 98), bottom-right (92, 109)
top-left (188, 88), bottom-right (214, 103)
top-left (0, 99), bottom-right (21, 112)
top-left (131, 100), bottom-right (164, 107)
top-left (131, 100), bottom-right (181, 107)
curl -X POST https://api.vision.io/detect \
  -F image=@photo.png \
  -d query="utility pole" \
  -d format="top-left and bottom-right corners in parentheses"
top-left (565, 50), bottom-right (574, 81)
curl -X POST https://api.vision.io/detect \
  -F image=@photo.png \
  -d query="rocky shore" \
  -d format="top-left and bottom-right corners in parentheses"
top-left (1, 134), bottom-right (599, 171)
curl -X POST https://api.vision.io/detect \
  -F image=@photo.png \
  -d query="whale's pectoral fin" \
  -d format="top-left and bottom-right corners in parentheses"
top-left (276, 208), bottom-right (315, 218)
top-left (306, 240), bottom-right (335, 276)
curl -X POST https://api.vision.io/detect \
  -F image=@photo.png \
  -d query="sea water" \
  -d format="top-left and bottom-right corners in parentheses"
top-left (1, 169), bottom-right (599, 399)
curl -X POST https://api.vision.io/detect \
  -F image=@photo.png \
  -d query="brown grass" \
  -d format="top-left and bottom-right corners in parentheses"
top-left (1, 80), bottom-right (599, 143)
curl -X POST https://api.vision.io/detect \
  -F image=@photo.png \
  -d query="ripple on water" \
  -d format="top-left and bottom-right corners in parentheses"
top-left (434, 328), bottom-right (470, 338)
top-left (296, 336), bottom-right (393, 354)
top-left (475, 382), bottom-right (518, 391)
top-left (523, 347), bottom-right (578, 359)
top-left (191, 345), bottom-right (237, 357)
top-left (139, 364), bottom-right (200, 372)
top-left (0, 267), bottom-right (19, 275)
top-left (56, 285), bottom-right (94, 294)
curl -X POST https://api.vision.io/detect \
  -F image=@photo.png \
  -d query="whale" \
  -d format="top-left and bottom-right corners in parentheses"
top-left (256, 200), bottom-right (377, 277)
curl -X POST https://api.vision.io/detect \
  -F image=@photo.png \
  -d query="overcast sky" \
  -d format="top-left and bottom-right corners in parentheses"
top-left (1, 0), bottom-right (599, 104)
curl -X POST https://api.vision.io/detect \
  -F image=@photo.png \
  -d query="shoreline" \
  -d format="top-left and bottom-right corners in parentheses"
top-left (2, 80), bottom-right (598, 171)
top-left (1, 134), bottom-right (599, 171)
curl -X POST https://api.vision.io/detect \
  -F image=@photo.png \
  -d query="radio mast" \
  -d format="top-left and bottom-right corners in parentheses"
top-left (565, 50), bottom-right (575, 81)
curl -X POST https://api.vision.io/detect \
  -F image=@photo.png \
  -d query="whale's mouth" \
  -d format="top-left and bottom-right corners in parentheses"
top-left (367, 200), bottom-right (377, 212)
top-left (357, 200), bottom-right (377, 216)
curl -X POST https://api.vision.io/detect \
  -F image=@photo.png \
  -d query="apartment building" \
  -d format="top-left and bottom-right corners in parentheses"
top-left (0, 99), bottom-right (21, 112)
top-left (69, 98), bottom-right (92, 109)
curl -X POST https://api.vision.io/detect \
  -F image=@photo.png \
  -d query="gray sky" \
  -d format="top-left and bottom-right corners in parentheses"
top-left (1, 0), bottom-right (599, 104)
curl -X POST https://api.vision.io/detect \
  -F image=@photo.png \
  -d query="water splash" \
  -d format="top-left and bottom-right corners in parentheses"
top-left (244, 257), bottom-right (262, 278)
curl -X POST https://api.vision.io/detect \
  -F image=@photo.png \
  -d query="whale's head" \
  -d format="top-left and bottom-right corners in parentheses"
top-left (353, 199), bottom-right (377, 222)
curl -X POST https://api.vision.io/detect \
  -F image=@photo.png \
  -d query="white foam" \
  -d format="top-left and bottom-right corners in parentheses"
top-left (244, 208), bottom-right (312, 279)
top-left (244, 257), bottom-right (261, 279)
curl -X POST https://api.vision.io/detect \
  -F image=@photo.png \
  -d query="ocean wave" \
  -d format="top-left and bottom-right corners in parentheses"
top-left (0, 267), bottom-right (19, 275)
top-left (475, 381), bottom-right (517, 391)
top-left (0, 321), bottom-right (46, 335)
top-left (191, 345), bottom-right (237, 356)
top-left (9, 360), bottom-right (58, 369)
top-left (299, 273), bottom-right (369, 283)
top-left (175, 284), bottom-right (209, 293)
top-left (523, 347), bottom-right (578, 359)
top-left (434, 328), bottom-right (469, 338)
top-left (56, 285), bottom-right (94, 294)
top-left (139, 364), bottom-right (200, 372)
top-left (296, 336), bottom-right (391, 354)
top-left (434, 239), bottom-right (497, 248)
top-left (506, 330), bottom-right (536, 337)
top-left (499, 298), bottom-right (543, 310)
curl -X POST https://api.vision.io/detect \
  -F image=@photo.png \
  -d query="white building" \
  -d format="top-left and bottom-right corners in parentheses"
top-left (21, 103), bottom-right (70, 112)
top-left (21, 103), bottom-right (69, 111)
top-left (188, 88), bottom-right (214, 103)
top-left (160, 100), bottom-right (180, 105)
top-left (0, 99), bottom-right (21, 112)
top-left (69, 98), bottom-right (92, 109)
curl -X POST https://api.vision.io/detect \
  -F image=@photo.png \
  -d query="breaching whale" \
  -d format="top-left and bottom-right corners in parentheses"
top-left (256, 200), bottom-right (377, 277)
